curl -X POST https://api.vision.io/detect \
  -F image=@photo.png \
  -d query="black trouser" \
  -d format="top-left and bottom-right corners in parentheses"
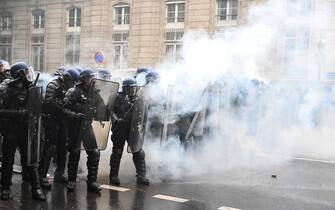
top-left (1, 123), bottom-right (41, 190)
top-left (67, 121), bottom-right (100, 184)
top-left (109, 124), bottom-right (147, 178)
top-left (39, 116), bottom-right (67, 178)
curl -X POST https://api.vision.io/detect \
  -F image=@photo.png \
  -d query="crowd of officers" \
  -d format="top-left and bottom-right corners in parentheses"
top-left (0, 60), bottom-right (152, 201)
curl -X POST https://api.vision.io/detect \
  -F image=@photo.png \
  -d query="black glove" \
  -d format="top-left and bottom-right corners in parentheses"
top-left (75, 113), bottom-right (85, 119)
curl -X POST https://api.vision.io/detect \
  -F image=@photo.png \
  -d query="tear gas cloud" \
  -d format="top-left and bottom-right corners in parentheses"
top-left (141, 0), bottom-right (335, 181)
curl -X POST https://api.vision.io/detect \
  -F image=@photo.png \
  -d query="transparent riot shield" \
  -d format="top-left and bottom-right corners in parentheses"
top-left (185, 89), bottom-right (209, 141)
top-left (128, 87), bottom-right (149, 153)
top-left (160, 85), bottom-right (174, 144)
top-left (80, 79), bottom-right (119, 151)
top-left (27, 86), bottom-right (43, 166)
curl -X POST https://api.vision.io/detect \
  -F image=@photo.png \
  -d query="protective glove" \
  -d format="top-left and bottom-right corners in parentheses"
top-left (75, 113), bottom-right (85, 119)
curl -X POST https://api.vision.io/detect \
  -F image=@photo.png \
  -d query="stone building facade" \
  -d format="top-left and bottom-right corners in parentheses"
top-left (0, 0), bottom-right (257, 75)
top-left (0, 0), bottom-right (331, 81)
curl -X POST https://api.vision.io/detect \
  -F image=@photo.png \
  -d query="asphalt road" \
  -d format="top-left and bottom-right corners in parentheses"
top-left (0, 157), bottom-right (335, 210)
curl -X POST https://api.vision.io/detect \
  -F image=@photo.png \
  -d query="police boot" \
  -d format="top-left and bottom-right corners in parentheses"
top-left (54, 142), bottom-right (68, 184)
top-left (22, 165), bottom-right (31, 183)
top-left (109, 148), bottom-right (123, 186)
top-left (54, 173), bottom-right (67, 184)
top-left (29, 167), bottom-right (46, 201)
top-left (1, 189), bottom-right (10, 200)
top-left (67, 181), bottom-right (76, 192)
top-left (40, 177), bottom-right (52, 190)
top-left (86, 149), bottom-right (101, 193)
top-left (133, 150), bottom-right (150, 186)
top-left (38, 144), bottom-right (55, 178)
top-left (67, 150), bottom-right (80, 192)
top-left (31, 188), bottom-right (46, 201)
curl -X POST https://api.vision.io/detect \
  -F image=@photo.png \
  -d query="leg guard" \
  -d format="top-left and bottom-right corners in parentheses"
top-left (109, 148), bottom-right (123, 178)
top-left (28, 166), bottom-right (41, 190)
top-left (1, 137), bottom-right (16, 190)
top-left (86, 149), bottom-right (100, 184)
top-left (55, 127), bottom-right (68, 178)
top-left (28, 166), bottom-right (46, 201)
top-left (67, 150), bottom-right (80, 182)
top-left (133, 149), bottom-right (146, 178)
top-left (38, 143), bottom-right (56, 178)
top-left (86, 149), bottom-right (101, 193)
top-left (133, 150), bottom-right (149, 185)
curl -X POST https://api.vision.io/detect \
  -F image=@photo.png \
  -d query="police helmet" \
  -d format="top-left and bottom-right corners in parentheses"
top-left (63, 68), bottom-right (80, 82)
top-left (122, 78), bottom-right (137, 87)
top-left (75, 66), bottom-right (82, 74)
top-left (0, 60), bottom-right (10, 71)
top-left (97, 69), bottom-right (111, 80)
top-left (80, 68), bottom-right (95, 78)
top-left (136, 67), bottom-right (149, 75)
top-left (10, 62), bottom-right (36, 82)
top-left (145, 71), bottom-right (160, 83)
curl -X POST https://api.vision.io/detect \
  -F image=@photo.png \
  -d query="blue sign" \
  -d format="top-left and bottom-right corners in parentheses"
top-left (94, 51), bottom-right (104, 64)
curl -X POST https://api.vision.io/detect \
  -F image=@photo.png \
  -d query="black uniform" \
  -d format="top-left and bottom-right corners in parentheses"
top-left (109, 92), bottom-right (149, 185)
top-left (39, 77), bottom-right (68, 184)
top-left (0, 70), bottom-right (10, 161)
top-left (63, 81), bottom-right (105, 192)
top-left (0, 78), bottom-right (45, 200)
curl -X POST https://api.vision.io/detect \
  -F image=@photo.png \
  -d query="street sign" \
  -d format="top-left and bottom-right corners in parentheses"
top-left (94, 51), bottom-right (104, 64)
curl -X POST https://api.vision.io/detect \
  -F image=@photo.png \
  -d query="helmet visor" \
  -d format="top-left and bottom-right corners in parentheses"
top-left (123, 86), bottom-right (137, 97)
top-left (24, 66), bottom-right (37, 82)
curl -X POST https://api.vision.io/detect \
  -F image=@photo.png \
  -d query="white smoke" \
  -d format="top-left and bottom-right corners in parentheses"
top-left (141, 0), bottom-right (335, 182)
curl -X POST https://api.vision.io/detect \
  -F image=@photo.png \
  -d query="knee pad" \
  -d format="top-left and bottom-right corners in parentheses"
top-left (113, 148), bottom-right (123, 156)
top-left (133, 149), bottom-right (145, 159)
top-left (91, 149), bottom-right (100, 158)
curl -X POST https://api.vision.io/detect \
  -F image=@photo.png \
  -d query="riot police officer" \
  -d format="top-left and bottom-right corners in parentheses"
top-left (0, 60), bottom-right (10, 83)
top-left (134, 67), bottom-right (149, 86)
top-left (144, 71), bottom-right (159, 86)
top-left (109, 78), bottom-right (150, 186)
top-left (38, 68), bottom-right (80, 189)
top-left (0, 60), bottom-right (10, 163)
top-left (63, 68), bottom-right (105, 193)
top-left (97, 69), bottom-right (111, 80)
top-left (0, 62), bottom-right (46, 201)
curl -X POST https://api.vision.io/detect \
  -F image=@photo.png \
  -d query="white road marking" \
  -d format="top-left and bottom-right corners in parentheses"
top-left (218, 206), bottom-right (242, 210)
top-left (99, 184), bottom-right (130, 192)
top-left (292, 157), bottom-right (335, 164)
top-left (153, 194), bottom-right (189, 203)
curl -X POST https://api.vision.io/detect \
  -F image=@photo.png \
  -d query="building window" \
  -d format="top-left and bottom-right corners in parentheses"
top-left (166, 2), bottom-right (185, 23)
top-left (287, 0), bottom-right (312, 16)
top-left (33, 11), bottom-right (45, 29)
top-left (114, 5), bottom-right (130, 25)
top-left (112, 32), bottom-right (128, 69)
top-left (217, 0), bottom-right (238, 21)
top-left (32, 36), bottom-right (44, 71)
top-left (69, 7), bottom-right (81, 27)
top-left (0, 16), bottom-right (12, 31)
top-left (283, 28), bottom-right (310, 78)
top-left (165, 30), bottom-right (183, 61)
top-left (66, 34), bottom-right (80, 64)
top-left (0, 37), bottom-right (11, 62)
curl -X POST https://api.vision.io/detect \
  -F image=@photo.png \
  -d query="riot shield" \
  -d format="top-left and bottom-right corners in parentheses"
top-left (127, 87), bottom-right (149, 153)
top-left (80, 79), bottom-right (119, 151)
top-left (27, 86), bottom-right (43, 166)
top-left (185, 89), bottom-right (209, 140)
